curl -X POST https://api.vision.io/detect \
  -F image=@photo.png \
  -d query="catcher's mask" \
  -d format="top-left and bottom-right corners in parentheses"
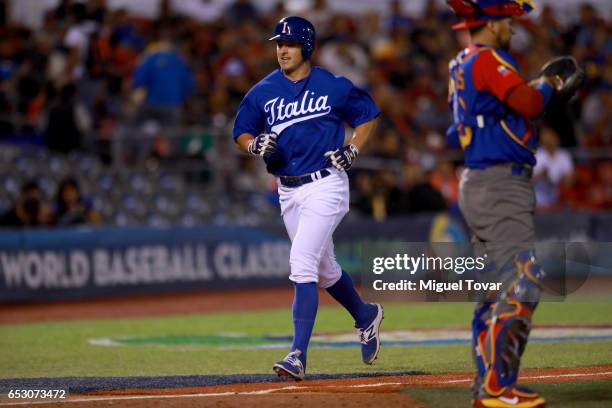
top-left (447, 0), bottom-right (535, 30)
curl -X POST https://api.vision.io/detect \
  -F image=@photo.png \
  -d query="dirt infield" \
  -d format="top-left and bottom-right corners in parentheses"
top-left (82, 365), bottom-right (612, 396)
top-left (1, 392), bottom-right (426, 408)
top-left (2, 365), bottom-right (611, 407)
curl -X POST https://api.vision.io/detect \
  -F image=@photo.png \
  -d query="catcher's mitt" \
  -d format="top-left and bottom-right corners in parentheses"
top-left (539, 56), bottom-right (585, 100)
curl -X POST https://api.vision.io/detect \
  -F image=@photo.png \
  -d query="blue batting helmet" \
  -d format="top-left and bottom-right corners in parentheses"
top-left (269, 16), bottom-right (316, 59)
top-left (447, 0), bottom-right (535, 29)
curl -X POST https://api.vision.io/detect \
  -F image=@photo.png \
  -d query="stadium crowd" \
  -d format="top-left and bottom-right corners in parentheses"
top-left (0, 0), bottom-right (610, 227)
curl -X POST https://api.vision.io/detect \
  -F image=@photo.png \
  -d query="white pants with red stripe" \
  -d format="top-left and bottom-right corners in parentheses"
top-left (278, 168), bottom-right (349, 288)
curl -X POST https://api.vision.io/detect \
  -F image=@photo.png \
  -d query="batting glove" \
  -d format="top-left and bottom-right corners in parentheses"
top-left (248, 132), bottom-right (278, 158)
top-left (324, 144), bottom-right (359, 171)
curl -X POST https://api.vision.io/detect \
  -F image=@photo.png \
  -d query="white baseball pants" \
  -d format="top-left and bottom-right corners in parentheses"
top-left (278, 168), bottom-right (349, 288)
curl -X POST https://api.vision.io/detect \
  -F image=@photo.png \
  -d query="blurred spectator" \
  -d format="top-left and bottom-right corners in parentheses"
top-left (53, 176), bottom-right (102, 226)
top-left (368, 128), bottom-right (402, 159)
top-left (0, 180), bottom-right (54, 228)
top-left (533, 127), bottom-right (574, 209)
top-left (14, 30), bottom-right (44, 117)
top-left (397, 163), bottom-right (447, 214)
top-left (384, 0), bottom-right (413, 35)
top-left (131, 25), bottom-right (194, 128)
top-left (0, 0), bottom-right (7, 27)
top-left (0, 1), bottom-right (609, 225)
top-left (49, 0), bottom-right (73, 29)
top-left (304, 0), bottom-right (332, 40)
top-left (582, 77), bottom-right (612, 146)
top-left (225, 0), bottom-right (259, 25)
top-left (353, 172), bottom-right (389, 221)
top-left (63, 2), bottom-right (99, 79)
top-left (562, 163), bottom-right (610, 210)
top-left (358, 10), bottom-right (387, 53)
top-left (354, 163), bottom-right (447, 219)
top-left (537, 5), bottom-right (565, 55)
top-left (89, 0), bottom-right (108, 24)
top-left (571, 3), bottom-right (603, 50)
top-left (319, 37), bottom-right (369, 87)
top-left (407, 68), bottom-right (448, 133)
top-left (45, 82), bottom-right (90, 154)
top-left (0, 73), bottom-right (14, 136)
top-left (596, 161), bottom-right (612, 208)
top-left (204, 21), bottom-right (260, 125)
top-left (429, 160), bottom-right (459, 206)
top-left (110, 8), bottom-right (145, 52)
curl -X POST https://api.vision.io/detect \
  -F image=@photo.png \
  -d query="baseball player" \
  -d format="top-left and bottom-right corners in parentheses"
top-left (446, 1), bottom-right (582, 407)
top-left (232, 16), bottom-right (383, 381)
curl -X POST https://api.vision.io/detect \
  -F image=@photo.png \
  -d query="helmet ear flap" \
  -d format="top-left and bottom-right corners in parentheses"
top-left (301, 40), bottom-right (314, 60)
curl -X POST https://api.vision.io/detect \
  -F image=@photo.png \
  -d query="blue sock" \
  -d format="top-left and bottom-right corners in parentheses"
top-left (291, 282), bottom-right (318, 368)
top-left (326, 270), bottom-right (374, 327)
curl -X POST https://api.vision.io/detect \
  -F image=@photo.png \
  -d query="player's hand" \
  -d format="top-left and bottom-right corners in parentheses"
top-left (324, 144), bottom-right (359, 172)
top-left (534, 75), bottom-right (563, 90)
top-left (530, 75), bottom-right (563, 90)
top-left (248, 132), bottom-right (278, 158)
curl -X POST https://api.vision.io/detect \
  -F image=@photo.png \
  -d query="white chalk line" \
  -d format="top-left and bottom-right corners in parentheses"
top-left (1, 371), bottom-right (611, 406)
top-left (441, 371), bottom-right (612, 384)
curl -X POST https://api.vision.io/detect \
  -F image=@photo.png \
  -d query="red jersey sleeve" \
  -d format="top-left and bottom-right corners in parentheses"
top-left (472, 49), bottom-right (524, 101)
top-left (505, 83), bottom-right (546, 117)
top-left (472, 49), bottom-right (545, 118)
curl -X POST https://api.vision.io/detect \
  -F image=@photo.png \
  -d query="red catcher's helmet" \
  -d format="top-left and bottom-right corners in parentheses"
top-left (447, 0), bottom-right (535, 30)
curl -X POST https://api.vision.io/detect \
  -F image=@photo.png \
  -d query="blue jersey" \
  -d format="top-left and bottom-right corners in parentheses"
top-left (133, 48), bottom-right (194, 107)
top-left (447, 45), bottom-right (552, 168)
top-left (233, 66), bottom-right (380, 176)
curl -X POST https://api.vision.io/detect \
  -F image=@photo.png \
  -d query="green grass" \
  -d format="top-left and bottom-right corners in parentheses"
top-left (406, 380), bottom-right (612, 408)
top-left (1, 300), bottom-right (611, 379)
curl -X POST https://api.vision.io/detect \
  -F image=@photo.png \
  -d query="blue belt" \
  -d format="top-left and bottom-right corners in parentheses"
top-left (489, 163), bottom-right (533, 178)
top-left (510, 164), bottom-right (533, 178)
top-left (279, 169), bottom-right (331, 188)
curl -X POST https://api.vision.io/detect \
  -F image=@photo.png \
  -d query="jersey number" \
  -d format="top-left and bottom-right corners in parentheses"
top-left (455, 68), bottom-right (465, 91)
top-left (282, 22), bottom-right (291, 35)
top-left (449, 68), bottom-right (465, 98)
top-left (458, 125), bottom-right (472, 150)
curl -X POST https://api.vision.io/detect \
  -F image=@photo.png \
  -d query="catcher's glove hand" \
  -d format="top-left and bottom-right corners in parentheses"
top-left (539, 56), bottom-right (585, 100)
top-left (248, 132), bottom-right (278, 158)
top-left (324, 144), bottom-right (359, 172)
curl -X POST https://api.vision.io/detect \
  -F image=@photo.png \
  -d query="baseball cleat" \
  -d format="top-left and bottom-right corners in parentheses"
top-left (356, 303), bottom-right (384, 364)
top-left (273, 349), bottom-right (305, 381)
top-left (512, 385), bottom-right (541, 399)
top-left (472, 389), bottom-right (546, 408)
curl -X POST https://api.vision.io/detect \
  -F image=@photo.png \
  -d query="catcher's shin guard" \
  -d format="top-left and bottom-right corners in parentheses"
top-left (472, 301), bottom-right (493, 397)
top-left (482, 251), bottom-right (545, 397)
top-left (472, 302), bottom-right (492, 380)
top-left (471, 260), bottom-right (512, 396)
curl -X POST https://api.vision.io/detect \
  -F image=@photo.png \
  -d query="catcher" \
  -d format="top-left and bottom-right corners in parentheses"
top-left (446, 1), bottom-right (584, 407)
